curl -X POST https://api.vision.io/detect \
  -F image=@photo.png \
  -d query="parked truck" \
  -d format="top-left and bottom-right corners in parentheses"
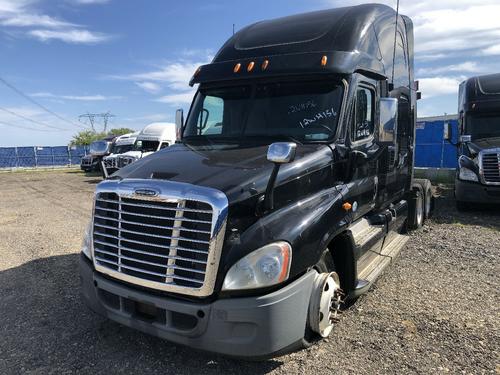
top-left (102, 132), bottom-right (139, 176)
top-left (80, 136), bottom-right (116, 173)
top-left (80, 4), bottom-right (432, 358)
top-left (114, 122), bottom-right (176, 170)
top-left (451, 73), bottom-right (500, 209)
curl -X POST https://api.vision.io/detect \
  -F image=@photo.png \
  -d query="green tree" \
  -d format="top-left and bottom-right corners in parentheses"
top-left (69, 128), bottom-right (135, 146)
top-left (69, 130), bottom-right (107, 146)
top-left (107, 127), bottom-right (135, 137)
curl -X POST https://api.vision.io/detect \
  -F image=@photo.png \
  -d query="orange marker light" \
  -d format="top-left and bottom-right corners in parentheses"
top-left (234, 63), bottom-right (241, 73)
top-left (321, 55), bottom-right (328, 67)
top-left (247, 61), bottom-right (255, 72)
top-left (342, 202), bottom-right (352, 211)
top-left (262, 59), bottom-right (269, 70)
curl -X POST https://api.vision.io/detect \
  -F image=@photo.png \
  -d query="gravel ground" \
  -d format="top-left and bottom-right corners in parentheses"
top-left (0, 170), bottom-right (498, 374)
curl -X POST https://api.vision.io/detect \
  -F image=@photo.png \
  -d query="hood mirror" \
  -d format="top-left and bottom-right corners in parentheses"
top-left (267, 142), bottom-right (297, 164)
top-left (175, 109), bottom-right (184, 140)
top-left (459, 135), bottom-right (471, 144)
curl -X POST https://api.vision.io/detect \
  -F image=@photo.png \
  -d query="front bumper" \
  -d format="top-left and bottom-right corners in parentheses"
top-left (79, 254), bottom-right (316, 358)
top-left (455, 178), bottom-right (500, 204)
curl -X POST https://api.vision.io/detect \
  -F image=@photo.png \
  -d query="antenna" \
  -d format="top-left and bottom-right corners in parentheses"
top-left (232, 23), bottom-right (235, 35)
top-left (391, 0), bottom-right (400, 87)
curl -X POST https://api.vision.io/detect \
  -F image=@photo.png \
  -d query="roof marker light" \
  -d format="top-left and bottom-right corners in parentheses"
top-left (234, 63), bottom-right (241, 73)
top-left (321, 55), bottom-right (328, 67)
top-left (247, 61), bottom-right (255, 72)
top-left (262, 60), bottom-right (269, 70)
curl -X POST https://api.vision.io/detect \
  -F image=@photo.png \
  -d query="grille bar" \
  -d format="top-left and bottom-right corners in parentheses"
top-left (96, 198), bottom-right (212, 214)
top-left (91, 179), bottom-right (227, 297)
top-left (94, 214), bottom-right (211, 234)
top-left (94, 206), bottom-right (212, 224)
top-left (481, 151), bottom-right (500, 184)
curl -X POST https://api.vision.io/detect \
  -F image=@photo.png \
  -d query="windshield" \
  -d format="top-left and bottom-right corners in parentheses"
top-left (466, 113), bottom-right (500, 140)
top-left (183, 80), bottom-right (343, 143)
top-left (133, 140), bottom-right (160, 152)
top-left (111, 144), bottom-right (134, 154)
top-left (89, 141), bottom-right (109, 154)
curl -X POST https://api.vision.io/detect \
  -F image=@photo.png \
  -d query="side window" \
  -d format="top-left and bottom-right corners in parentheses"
top-left (354, 87), bottom-right (374, 141)
top-left (197, 96), bottom-right (224, 135)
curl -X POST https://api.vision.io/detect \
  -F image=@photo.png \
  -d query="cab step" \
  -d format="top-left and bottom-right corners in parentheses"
top-left (350, 233), bottom-right (409, 298)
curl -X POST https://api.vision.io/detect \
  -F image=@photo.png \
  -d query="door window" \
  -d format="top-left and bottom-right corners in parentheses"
top-left (354, 87), bottom-right (374, 141)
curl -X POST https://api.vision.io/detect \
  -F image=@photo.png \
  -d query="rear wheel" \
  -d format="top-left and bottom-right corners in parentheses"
top-left (407, 189), bottom-right (424, 230)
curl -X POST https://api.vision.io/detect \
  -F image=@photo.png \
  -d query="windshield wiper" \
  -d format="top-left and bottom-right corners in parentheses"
top-left (241, 134), bottom-right (304, 145)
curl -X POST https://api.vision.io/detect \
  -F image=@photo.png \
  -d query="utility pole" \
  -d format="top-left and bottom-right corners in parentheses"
top-left (78, 111), bottom-right (115, 132)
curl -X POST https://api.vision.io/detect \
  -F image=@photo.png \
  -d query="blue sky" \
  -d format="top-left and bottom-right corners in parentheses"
top-left (1, 0), bottom-right (499, 146)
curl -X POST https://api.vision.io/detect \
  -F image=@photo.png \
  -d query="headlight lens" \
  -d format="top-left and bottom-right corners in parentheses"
top-left (81, 221), bottom-right (93, 260)
top-left (459, 167), bottom-right (478, 182)
top-left (222, 241), bottom-right (292, 291)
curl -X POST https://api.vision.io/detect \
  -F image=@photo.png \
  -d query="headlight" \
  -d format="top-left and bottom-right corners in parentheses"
top-left (459, 167), bottom-right (478, 182)
top-left (222, 241), bottom-right (292, 291)
top-left (81, 221), bottom-right (93, 260)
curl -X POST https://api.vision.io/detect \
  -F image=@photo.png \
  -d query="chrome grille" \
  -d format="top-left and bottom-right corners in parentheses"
top-left (103, 158), bottom-right (117, 169)
top-left (81, 156), bottom-right (93, 166)
top-left (91, 179), bottom-right (228, 297)
top-left (481, 150), bottom-right (500, 184)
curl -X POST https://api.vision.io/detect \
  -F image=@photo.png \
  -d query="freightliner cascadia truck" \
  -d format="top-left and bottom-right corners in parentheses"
top-left (80, 4), bottom-right (432, 358)
top-left (451, 73), bottom-right (500, 209)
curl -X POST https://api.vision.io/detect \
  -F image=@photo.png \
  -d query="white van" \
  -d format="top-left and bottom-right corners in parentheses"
top-left (116, 123), bottom-right (176, 169)
top-left (102, 132), bottom-right (139, 174)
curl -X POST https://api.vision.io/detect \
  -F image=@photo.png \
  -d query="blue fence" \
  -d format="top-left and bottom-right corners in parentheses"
top-left (0, 145), bottom-right (89, 169)
top-left (415, 116), bottom-right (459, 169)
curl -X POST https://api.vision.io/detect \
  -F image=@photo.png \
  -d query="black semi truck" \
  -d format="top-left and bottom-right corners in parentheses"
top-left (453, 73), bottom-right (500, 209)
top-left (80, 4), bottom-right (432, 358)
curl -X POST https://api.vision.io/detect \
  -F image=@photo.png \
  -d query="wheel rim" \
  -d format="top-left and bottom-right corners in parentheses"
top-left (425, 190), bottom-right (431, 217)
top-left (309, 272), bottom-right (343, 337)
top-left (416, 193), bottom-right (424, 225)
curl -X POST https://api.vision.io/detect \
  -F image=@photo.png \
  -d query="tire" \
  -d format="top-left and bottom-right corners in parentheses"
top-left (456, 200), bottom-right (469, 211)
top-left (407, 188), bottom-right (424, 230)
top-left (302, 250), bottom-right (336, 347)
top-left (414, 179), bottom-right (433, 220)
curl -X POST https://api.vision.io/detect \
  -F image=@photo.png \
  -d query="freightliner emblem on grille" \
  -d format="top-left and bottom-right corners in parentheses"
top-left (134, 188), bottom-right (159, 197)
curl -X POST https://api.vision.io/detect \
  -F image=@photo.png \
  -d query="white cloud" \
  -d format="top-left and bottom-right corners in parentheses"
top-left (28, 29), bottom-right (112, 44)
top-left (483, 44), bottom-right (500, 56)
top-left (73, 0), bottom-right (111, 4)
top-left (135, 81), bottom-right (162, 94)
top-left (416, 62), bottom-right (482, 76)
top-left (155, 92), bottom-right (196, 106)
top-left (0, 105), bottom-right (77, 132)
top-left (0, 0), bottom-right (112, 44)
top-left (418, 76), bottom-right (465, 99)
top-left (31, 92), bottom-right (122, 101)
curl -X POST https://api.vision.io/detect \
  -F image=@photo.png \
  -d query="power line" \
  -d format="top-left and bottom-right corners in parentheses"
top-left (0, 106), bottom-right (69, 131)
top-left (0, 120), bottom-right (68, 132)
top-left (0, 76), bottom-right (85, 129)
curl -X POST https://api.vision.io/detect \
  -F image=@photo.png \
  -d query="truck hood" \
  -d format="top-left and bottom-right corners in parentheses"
top-left (114, 143), bottom-right (334, 204)
top-left (468, 137), bottom-right (500, 153)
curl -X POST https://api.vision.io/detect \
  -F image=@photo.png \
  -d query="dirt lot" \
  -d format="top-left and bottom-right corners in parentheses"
top-left (0, 170), bottom-right (498, 374)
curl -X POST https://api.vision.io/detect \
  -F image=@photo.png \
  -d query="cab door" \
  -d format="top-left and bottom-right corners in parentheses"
top-left (348, 82), bottom-right (380, 220)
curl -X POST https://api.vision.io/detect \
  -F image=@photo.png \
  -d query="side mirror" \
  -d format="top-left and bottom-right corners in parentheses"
top-left (460, 135), bottom-right (472, 144)
top-left (267, 142), bottom-right (297, 164)
top-left (175, 109), bottom-right (184, 140)
top-left (443, 122), bottom-right (452, 141)
top-left (379, 98), bottom-right (398, 143)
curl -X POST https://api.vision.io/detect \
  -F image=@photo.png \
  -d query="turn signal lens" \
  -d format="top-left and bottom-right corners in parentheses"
top-left (342, 202), bottom-right (352, 211)
top-left (321, 55), bottom-right (328, 66)
top-left (234, 63), bottom-right (241, 73)
top-left (261, 59), bottom-right (269, 70)
top-left (247, 61), bottom-right (255, 72)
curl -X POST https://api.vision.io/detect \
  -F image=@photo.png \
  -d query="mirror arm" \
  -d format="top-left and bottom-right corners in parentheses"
top-left (263, 164), bottom-right (281, 211)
